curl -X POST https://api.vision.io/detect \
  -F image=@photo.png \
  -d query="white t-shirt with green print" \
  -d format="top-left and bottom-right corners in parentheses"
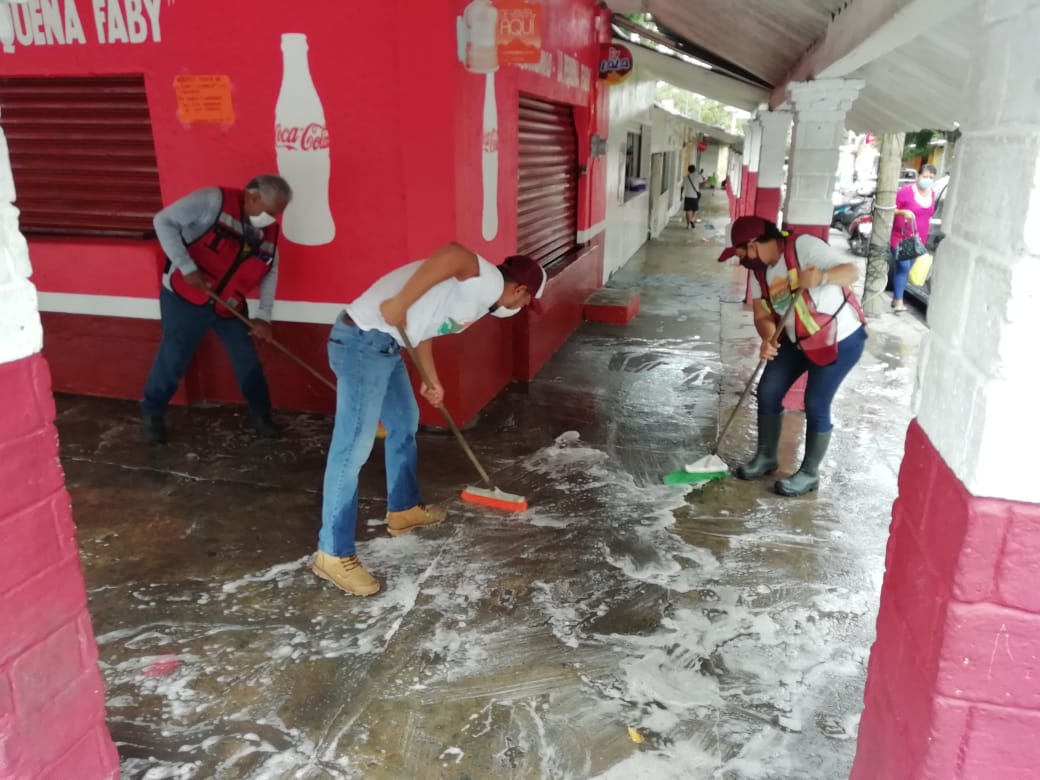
top-left (345, 256), bottom-right (505, 346)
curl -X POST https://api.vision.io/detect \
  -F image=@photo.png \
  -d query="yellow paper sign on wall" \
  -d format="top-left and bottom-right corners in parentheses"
top-left (174, 75), bottom-right (235, 124)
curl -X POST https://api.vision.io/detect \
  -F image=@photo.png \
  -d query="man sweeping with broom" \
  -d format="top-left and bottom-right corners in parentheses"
top-left (313, 244), bottom-right (545, 596)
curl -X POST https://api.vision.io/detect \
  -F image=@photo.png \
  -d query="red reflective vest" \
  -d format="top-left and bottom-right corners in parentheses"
top-left (750, 237), bottom-right (866, 366)
top-left (163, 188), bottom-right (279, 317)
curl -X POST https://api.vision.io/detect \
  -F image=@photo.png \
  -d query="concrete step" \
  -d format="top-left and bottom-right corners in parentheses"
top-left (584, 287), bottom-right (640, 324)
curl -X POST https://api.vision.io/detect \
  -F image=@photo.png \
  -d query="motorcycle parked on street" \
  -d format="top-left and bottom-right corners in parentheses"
top-left (832, 194), bottom-right (874, 255)
top-left (847, 213), bottom-right (872, 256)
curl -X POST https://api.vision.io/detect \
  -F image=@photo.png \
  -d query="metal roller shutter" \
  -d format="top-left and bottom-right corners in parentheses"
top-left (517, 96), bottom-right (578, 267)
top-left (0, 75), bottom-right (162, 238)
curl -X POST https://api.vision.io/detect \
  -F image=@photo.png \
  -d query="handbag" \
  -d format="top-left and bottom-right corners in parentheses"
top-left (908, 253), bottom-right (933, 286)
top-left (896, 216), bottom-right (927, 261)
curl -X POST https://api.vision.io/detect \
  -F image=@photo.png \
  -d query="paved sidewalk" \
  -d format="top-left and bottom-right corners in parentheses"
top-left (59, 205), bottom-right (929, 779)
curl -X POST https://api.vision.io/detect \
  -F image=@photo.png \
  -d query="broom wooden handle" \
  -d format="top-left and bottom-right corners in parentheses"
top-left (396, 327), bottom-right (495, 489)
top-left (713, 294), bottom-right (799, 453)
top-left (201, 287), bottom-right (337, 393)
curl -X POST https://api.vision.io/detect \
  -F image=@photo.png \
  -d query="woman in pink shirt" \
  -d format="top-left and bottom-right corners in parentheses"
top-left (889, 163), bottom-right (938, 312)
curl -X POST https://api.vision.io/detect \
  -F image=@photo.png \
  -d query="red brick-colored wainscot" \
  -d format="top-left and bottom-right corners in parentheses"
top-left (0, 354), bottom-right (118, 779)
top-left (852, 420), bottom-right (1040, 780)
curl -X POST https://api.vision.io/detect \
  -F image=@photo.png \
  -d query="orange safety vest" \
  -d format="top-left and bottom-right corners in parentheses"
top-left (750, 238), bottom-right (866, 366)
top-left (163, 188), bottom-right (278, 318)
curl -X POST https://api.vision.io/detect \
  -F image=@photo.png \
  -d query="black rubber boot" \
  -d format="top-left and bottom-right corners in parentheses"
top-left (250, 413), bottom-right (281, 439)
top-left (142, 415), bottom-right (167, 445)
top-left (735, 414), bottom-right (784, 480)
top-left (775, 430), bottom-right (832, 496)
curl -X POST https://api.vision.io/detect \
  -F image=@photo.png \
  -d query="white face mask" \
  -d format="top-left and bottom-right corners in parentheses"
top-left (489, 305), bottom-right (522, 319)
top-left (249, 212), bottom-right (276, 228)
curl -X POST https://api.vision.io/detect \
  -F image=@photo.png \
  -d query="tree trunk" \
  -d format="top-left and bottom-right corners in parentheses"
top-left (862, 133), bottom-right (905, 316)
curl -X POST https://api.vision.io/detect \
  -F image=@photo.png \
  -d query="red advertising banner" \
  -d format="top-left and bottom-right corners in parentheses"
top-left (496, 0), bottom-right (541, 64)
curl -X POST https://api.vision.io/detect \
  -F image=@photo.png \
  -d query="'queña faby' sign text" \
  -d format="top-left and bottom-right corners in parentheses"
top-left (1, 0), bottom-right (164, 53)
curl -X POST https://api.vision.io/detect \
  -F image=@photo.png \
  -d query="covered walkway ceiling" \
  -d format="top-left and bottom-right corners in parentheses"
top-left (606, 0), bottom-right (976, 133)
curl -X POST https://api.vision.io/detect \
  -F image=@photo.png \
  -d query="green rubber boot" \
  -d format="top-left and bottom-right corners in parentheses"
top-left (775, 431), bottom-right (832, 496)
top-left (735, 414), bottom-right (784, 480)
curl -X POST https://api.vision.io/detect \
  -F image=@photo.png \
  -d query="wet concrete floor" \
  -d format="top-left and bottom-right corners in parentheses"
top-left (59, 199), bottom-right (929, 779)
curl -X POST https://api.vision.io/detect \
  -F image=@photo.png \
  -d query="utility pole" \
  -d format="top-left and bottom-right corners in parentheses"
top-left (862, 132), bottom-right (905, 317)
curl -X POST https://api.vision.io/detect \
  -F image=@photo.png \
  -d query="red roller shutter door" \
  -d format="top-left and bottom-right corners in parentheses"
top-left (517, 96), bottom-right (578, 267)
top-left (0, 75), bottom-right (162, 238)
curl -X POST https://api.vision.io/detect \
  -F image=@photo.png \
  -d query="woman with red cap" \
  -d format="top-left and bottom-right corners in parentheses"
top-left (718, 217), bottom-right (868, 496)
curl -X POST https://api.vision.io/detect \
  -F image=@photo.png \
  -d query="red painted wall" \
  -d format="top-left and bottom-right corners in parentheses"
top-left (5, 0), bottom-right (610, 425)
top-left (853, 421), bottom-right (1040, 779)
top-left (0, 354), bottom-right (118, 779)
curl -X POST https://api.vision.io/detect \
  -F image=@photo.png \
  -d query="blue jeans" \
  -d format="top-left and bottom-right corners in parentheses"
top-left (142, 287), bottom-right (271, 417)
top-left (757, 326), bottom-right (867, 434)
top-left (891, 248), bottom-right (913, 301)
top-left (318, 320), bottom-right (421, 557)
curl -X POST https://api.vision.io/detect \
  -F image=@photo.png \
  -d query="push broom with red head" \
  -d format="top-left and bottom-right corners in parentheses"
top-left (397, 328), bottom-right (528, 512)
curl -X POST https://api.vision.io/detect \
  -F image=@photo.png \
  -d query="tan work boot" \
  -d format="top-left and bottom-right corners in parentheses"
top-left (386, 504), bottom-right (447, 537)
top-left (312, 551), bottom-right (380, 596)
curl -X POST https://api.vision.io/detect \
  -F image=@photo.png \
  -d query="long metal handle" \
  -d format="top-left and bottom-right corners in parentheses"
top-left (396, 327), bottom-right (495, 488)
top-left (712, 295), bottom-right (798, 454)
top-left (202, 287), bottom-right (337, 393)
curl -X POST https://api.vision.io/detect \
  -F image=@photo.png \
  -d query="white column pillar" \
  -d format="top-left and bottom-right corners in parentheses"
top-left (783, 79), bottom-right (864, 233)
top-left (756, 110), bottom-right (790, 192)
top-left (913, 12), bottom-right (1040, 503)
top-left (0, 109), bottom-right (41, 363)
top-left (854, 2), bottom-right (1040, 777)
top-left (754, 109), bottom-right (791, 222)
top-left (745, 118), bottom-right (762, 176)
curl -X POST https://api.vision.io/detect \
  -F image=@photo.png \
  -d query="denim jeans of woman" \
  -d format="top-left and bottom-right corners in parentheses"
top-left (757, 326), bottom-right (868, 433)
top-left (318, 320), bottom-right (422, 557)
top-left (891, 249), bottom-right (913, 302)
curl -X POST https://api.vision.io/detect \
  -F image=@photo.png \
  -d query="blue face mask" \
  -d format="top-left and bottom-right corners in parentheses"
top-left (917, 178), bottom-right (934, 190)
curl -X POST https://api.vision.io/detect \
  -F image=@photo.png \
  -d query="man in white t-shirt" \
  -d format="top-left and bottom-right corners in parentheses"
top-left (718, 217), bottom-right (867, 497)
top-left (313, 244), bottom-right (547, 596)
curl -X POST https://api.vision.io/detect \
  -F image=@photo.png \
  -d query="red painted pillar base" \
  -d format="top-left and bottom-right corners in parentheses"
top-left (744, 171), bottom-right (758, 221)
top-left (854, 421), bottom-right (1040, 779)
top-left (0, 354), bottom-right (118, 780)
top-left (754, 187), bottom-right (782, 224)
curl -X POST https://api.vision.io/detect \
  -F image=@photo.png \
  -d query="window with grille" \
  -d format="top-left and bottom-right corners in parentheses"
top-left (0, 75), bottom-right (162, 238)
top-left (517, 96), bottom-right (578, 267)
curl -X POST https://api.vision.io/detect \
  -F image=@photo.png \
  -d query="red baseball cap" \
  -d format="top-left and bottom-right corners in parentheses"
top-left (501, 254), bottom-right (547, 313)
top-left (717, 216), bottom-right (770, 262)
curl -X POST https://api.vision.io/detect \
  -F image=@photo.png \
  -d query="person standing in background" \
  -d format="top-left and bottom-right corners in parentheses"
top-left (683, 165), bottom-right (701, 229)
top-left (889, 164), bottom-right (938, 313)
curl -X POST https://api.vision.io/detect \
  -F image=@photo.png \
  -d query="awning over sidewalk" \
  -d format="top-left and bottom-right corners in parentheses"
top-left (608, 0), bottom-right (975, 132)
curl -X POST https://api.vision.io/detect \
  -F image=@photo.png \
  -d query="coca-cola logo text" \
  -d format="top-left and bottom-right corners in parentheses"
top-left (275, 123), bottom-right (330, 151)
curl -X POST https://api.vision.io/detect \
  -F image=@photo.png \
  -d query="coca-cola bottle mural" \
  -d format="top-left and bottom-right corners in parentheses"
top-left (457, 0), bottom-right (499, 242)
top-left (275, 33), bottom-right (335, 245)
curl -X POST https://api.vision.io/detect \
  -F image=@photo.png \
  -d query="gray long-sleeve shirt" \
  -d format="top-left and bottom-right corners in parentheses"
top-left (154, 186), bottom-right (279, 321)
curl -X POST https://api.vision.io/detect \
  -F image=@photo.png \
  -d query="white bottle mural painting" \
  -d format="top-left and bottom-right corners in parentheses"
top-left (275, 33), bottom-right (335, 246)
top-left (457, 0), bottom-right (499, 242)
